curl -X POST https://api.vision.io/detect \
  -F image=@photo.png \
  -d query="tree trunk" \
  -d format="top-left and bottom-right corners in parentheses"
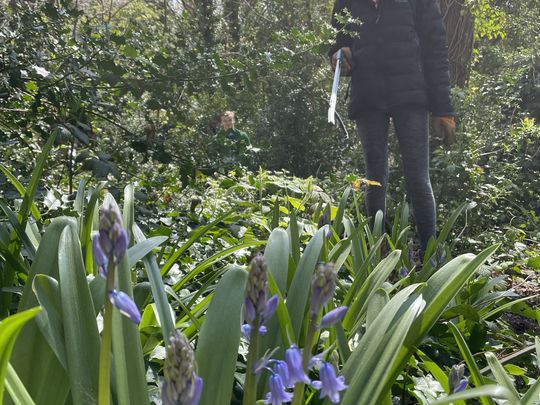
top-left (439, 0), bottom-right (474, 87)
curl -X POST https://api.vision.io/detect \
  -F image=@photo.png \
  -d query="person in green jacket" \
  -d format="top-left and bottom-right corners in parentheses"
top-left (212, 111), bottom-right (253, 168)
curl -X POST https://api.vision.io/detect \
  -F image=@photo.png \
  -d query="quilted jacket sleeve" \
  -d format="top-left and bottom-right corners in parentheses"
top-left (328, 0), bottom-right (353, 58)
top-left (416, 0), bottom-right (454, 116)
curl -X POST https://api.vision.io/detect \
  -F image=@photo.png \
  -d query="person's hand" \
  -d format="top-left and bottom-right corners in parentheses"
top-left (331, 47), bottom-right (352, 76)
top-left (432, 116), bottom-right (456, 147)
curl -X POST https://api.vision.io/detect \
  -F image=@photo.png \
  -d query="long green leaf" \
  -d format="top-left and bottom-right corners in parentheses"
top-left (428, 386), bottom-right (513, 405)
top-left (32, 274), bottom-right (67, 370)
top-left (58, 225), bottom-right (100, 405)
top-left (339, 285), bottom-right (425, 405)
top-left (484, 352), bottom-right (521, 405)
top-left (264, 228), bottom-right (289, 294)
top-left (196, 266), bottom-right (247, 405)
top-left (5, 363), bottom-right (35, 405)
top-left (127, 235), bottom-right (168, 269)
top-left (11, 218), bottom-right (73, 405)
top-left (332, 187), bottom-right (351, 236)
top-left (0, 307), bottom-right (41, 405)
top-left (81, 182), bottom-right (106, 274)
top-left (286, 226), bottom-right (326, 340)
top-left (521, 337), bottom-right (540, 405)
top-left (0, 201), bottom-right (36, 260)
top-left (133, 224), bottom-right (175, 340)
top-left (448, 322), bottom-right (494, 405)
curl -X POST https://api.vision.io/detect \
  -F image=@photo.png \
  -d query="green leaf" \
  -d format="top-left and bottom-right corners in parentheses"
top-left (196, 266), bottom-right (247, 405)
top-left (332, 187), bottom-right (351, 236)
top-left (484, 352), bottom-right (521, 405)
top-left (522, 337), bottom-right (540, 404)
top-left (286, 226), bottom-right (326, 340)
top-left (11, 218), bottom-right (73, 405)
top-left (5, 362), bottom-right (35, 405)
top-left (31, 274), bottom-right (67, 370)
top-left (133, 224), bottom-right (175, 340)
top-left (427, 385), bottom-right (513, 405)
top-left (127, 235), bottom-right (168, 269)
top-left (0, 164), bottom-right (41, 221)
top-left (264, 228), bottom-right (289, 294)
top-left (58, 225), bottom-right (100, 405)
top-left (448, 322), bottom-right (494, 405)
top-left (0, 307), bottom-right (41, 404)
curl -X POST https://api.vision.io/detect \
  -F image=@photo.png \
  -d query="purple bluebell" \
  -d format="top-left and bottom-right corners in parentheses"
top-left (311, 362), bottom-right (348, 404)
top-left (94, 201), bottom-right (129, 265)
top-left (273, 360), bottom-right (291, 388)
top-left (285, 345), bottom-right (310, 385)
top-left (399, 266), bottom-right (408, 278)
top-left (264, 373), bottom-right (293, 405)
top-left (242, 253), bottom-right (278, 335)
top-left (92, 236), bottom-right (109, 278)
top-left (320, 306), bottom-right (348, 329)
top-left (109, 289), bottom-right (141, 324)
top-left (162, 330), bottom-right (203, 405)
top-left (448, 364), bottom-right (468, 394)
top-left (310, 263), bottom-right (337, 316)
top-left (241, 324), bottom-right (252, 339)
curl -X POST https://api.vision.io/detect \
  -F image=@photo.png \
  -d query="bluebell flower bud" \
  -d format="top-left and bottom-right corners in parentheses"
top-left (109, 289), bottom-right (141, 324)
top-left (162, 330), bottom-right (203, 405)
top-left (310, 263), bottom-right (337, 316)
top-left (311, 362), bottom-right (348, 403)
top-left (94, 201), bottom-right (129, 266)
top-left (319, 306), bottom-right (348, 329)
top-left (273, 360), bottom-right (291, 389)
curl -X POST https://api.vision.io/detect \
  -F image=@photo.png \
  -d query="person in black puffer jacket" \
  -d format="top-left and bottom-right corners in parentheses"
top-left (329, 0), bottom-right (456, 253)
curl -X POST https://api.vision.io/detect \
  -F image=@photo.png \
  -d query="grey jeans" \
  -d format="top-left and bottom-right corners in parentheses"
top-left (356, 106), bottom-right (436, 249)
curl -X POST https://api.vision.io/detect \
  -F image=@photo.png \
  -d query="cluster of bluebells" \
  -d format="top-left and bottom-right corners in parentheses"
top-left (264, 345), bottom-right (348, 405)
top-left (242, 253), bottom-right (278, 338)
top-left (92, 201), bottom-right (141, 324)
top-left (162, 330), bottom-right (203, 405)
top-left (243, 258), bottom-right (348, 404)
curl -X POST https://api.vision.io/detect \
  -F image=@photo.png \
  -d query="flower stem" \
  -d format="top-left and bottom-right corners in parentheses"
top-left (243, 322), bottom-right (260, 405)
top-left (98, 264), bottom-right (115, 405)
top-left (291, 317), bottom-right (318, 405)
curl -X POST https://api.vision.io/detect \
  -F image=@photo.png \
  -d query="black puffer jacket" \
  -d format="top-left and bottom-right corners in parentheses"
top-left (329, 0), bottom-right (453, 118)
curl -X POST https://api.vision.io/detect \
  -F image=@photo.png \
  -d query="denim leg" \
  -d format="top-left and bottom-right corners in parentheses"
top-left (356, 111), bottom-right (390, 225)
top-left (392, 106), bottom-right (436, 250)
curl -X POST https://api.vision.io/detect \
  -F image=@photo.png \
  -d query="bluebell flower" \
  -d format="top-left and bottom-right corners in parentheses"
top-left (242, 254), bottom-right (278, 336)
top-left (448, 364), bottom-right (468, 394)
top-left (285, 345), bottom-right (310, 385)
top-left (310, 263), bottom-right (337, 316)
top-left (399, 266), bottom-right (408, 278)
top-left (109, 289), bottom-right (141, 324)
top-left (311, 362), bottom-right (348, 404)
top-left (320, 306), bottom-right (348, 329)
top-left (92, 236), bottom-right (109, 278)
top-left (273, 360), bottom-right (291, 388)
top-left (162, 330), bottom-right (203, 405)
top-left (92, 201), bottom-right (129, 278)
top-left (264, 373), bottom-right (293, 405)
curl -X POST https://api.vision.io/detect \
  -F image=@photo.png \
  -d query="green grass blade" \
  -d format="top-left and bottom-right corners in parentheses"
top-left (286, 226), bottom-right (326, 340)
top-left (5, 362), bottom-right (35, 405)
top-left (58, 225), bottom-right (100, 405)
top-left (521, 338), bottom-right (540, 404)
top-left (288, 209), bottom-right (301, 266)
top-left (195, 266), bottom-right (247, 405)
top-left (0, 201), bottom-right (36, 260)
top-left (448, 322), bottom-right (494, 405)
top-left (127, 235), bottom-right (168, 269)
top-left (81, 182), bottom-right (106, 274)
top-left (0, 307), bottom-right (41, 405)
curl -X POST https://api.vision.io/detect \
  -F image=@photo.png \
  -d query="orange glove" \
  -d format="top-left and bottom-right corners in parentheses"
top-left (431, 116), bottom-right (456, 147)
